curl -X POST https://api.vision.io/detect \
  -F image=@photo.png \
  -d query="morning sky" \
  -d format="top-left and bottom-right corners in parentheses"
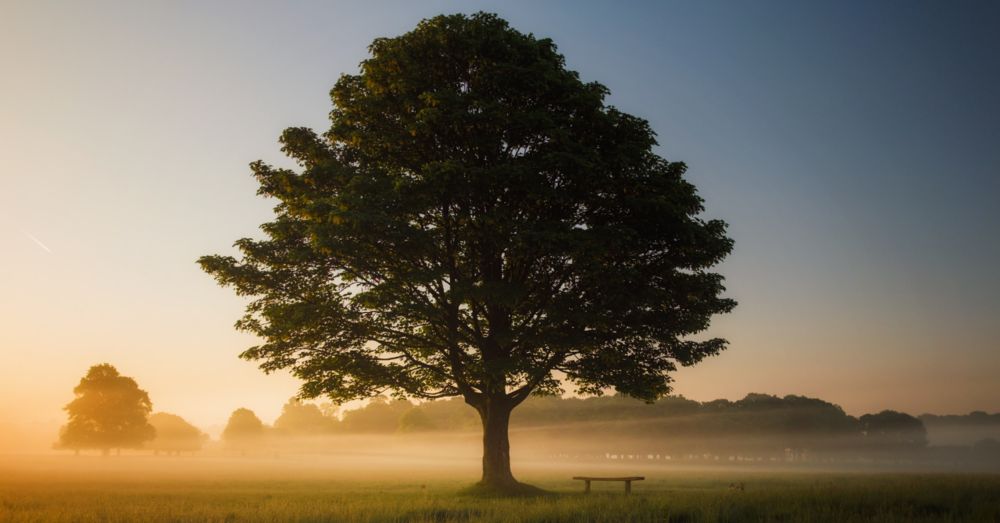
top-left (2, 0), bottom-right (998, 429)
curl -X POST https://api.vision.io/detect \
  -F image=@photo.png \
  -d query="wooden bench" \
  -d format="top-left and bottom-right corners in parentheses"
top-left (572, 476), bottom-right (644, 494)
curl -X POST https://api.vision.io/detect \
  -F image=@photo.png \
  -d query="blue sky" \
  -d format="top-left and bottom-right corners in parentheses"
top-left (1, 0), bottom-right (997, 428)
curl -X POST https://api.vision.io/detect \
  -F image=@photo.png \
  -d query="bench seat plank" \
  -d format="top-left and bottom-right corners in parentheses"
top-left (572, 477), bottom-right (644, 481)
top-left (572, 476), bottom-right (644, 494)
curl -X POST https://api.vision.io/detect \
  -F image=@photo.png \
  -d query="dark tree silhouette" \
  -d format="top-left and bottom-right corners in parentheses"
top-left (341, 395), bottom-right (415, 433)
top-left (199, 12), bottom-right (735, 491)
top-left (861, 410), bottom-right (928, 450)
top-left (398, 406), bottom-right (437, 434)
top-left (221, 408), bottom-right (265, 456)
top-left (55, 364), bottom-right (155, 456)
top-left (148, 413), bottom-right (205, 455)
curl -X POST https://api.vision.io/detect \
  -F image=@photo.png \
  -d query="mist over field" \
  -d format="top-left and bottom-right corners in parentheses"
top-left (4, 393), bottom-right (998, 475)
top-left (3, 392), bottom-right (999, 522)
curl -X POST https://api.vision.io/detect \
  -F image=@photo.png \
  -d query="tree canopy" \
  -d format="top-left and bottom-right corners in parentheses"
top-left (148, 412), bottom-right (205, 454)
top-left (221, 408), bottom-right (265, 453)
top-left (199, 12), bottom-right (735, 489)
top-left (55, 363), bottom-right (155, 455)
top-left (861, 410), bottom-right (928, 450)
top-left (273, 398), bottom-right (339, 435)
top-left (341, 395), bottom-right (415, 433)
top-left (397, 406), bottom-right (437, 433)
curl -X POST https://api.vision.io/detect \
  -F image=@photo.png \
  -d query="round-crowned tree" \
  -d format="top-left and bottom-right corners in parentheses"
top-left (221, 408), bottom-right (265, 456)
top-left (199, 12), bottom-right (735, 492)
top-left (398, 407), bottom-right (437, 434)
top-left (55, 364), bottom-right (156, 456)
top-left (860, 410), bottom-right (928, 450)
top-left (148, 412), bottom-right (206, 455)
top-left (273, 398), bottom-right (339, 435)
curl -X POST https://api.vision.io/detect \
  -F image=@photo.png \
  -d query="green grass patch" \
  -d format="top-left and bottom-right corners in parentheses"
top-left (1, 466), bottom-right (998, 522)
top-left (455, 481), bottom-right (553, 498)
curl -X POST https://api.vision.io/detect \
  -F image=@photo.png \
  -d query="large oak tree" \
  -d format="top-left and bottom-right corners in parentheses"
top-left (55, 364), bottom-right (155, 456)
top-left (200, 12), bottom-right (735, 491)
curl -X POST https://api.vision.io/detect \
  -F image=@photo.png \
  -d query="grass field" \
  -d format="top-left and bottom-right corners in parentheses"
top-left (1, 455), bottom-right (998, 522)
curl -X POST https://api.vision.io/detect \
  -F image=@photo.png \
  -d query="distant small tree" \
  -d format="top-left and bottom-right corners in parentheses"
top-left (221, 408), bottom-right (265, 456)
top-left (55, 364), bottom-right (155, 456)
top-left (319, 402), bottom-right (341, 420)
top-left (419, 398), bottom-right (481, 431)
top-left (342, 395), bottom-right (414, 433)
top-left (148, 413), bottom-right (205, 455)
top-left (398, 407), bottom-right (437, 433)
top-left (860, 410), bottom-right (928, 450)
top-left (273, 398), bottom-right (339, 435)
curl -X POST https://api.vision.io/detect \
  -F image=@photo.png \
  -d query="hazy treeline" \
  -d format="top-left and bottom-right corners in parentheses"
top-left (13, 363), bottom-right (1000, 465)
top-left (146, 413), bottom-right (208, 455)
top-left (257, 393), bottom-right (1000, 464)
top-left (918, 412), bottom-right (1000, 449)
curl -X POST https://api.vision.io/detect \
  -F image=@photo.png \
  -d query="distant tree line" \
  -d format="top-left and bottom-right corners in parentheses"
top-left (53, 363), bottom-right (999, 463)
top-left (265, 392), bottom-right (1000, 462)
top-left (353, 393), bottom-right (934, 458)
top-left (54, 364), bottom-right (207, 456)
top-left (918, 411), bottom-right (1000, 454)
top-left (147, 413), bottom-right (207, 455)
top-left (920, 411), bottom-right (1000, 426)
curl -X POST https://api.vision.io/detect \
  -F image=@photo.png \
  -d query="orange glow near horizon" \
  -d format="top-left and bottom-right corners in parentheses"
top-left (2, 1), bottom-right (999, 437)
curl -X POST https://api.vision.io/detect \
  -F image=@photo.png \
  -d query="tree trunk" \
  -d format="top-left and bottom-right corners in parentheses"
top-left (101, 448), bottom-right (109, 457)
top-left (475, 395), bottom-right (518, 488)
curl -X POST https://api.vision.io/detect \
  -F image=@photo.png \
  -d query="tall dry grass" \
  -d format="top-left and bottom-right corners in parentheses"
top-left (1, 455), bottom-right (997, 522)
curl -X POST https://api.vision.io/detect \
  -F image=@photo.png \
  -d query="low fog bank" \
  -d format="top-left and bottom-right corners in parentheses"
top-left (8, 392), bottom-right (1000, 474)
top-left (921, 412), bottom-right (1000, 446)
top-left (0, 420), bottom-right (60, 454)
top-left (1, 430), bottom-right (996, 482)
top-left (248, 393), bottom-right (1000, 472)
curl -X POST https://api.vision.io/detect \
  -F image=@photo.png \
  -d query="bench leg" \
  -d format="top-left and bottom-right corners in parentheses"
top-left (625, 480), bottom-right (631, 494)
top-left (584, 480), bottom-right (590, 494)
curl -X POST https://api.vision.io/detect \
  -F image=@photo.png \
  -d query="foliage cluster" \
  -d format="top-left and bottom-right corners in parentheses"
top-left (198, 11), bottom-right (735, 408)
top-left (198, 11), bottom-right (737, 487)
top-left (860, 410), bottom-right (928, 450)
top-left (147, 413), bottom-right (206, 454)
top-left (221, 408), bottom-right (265, 452)
top-left (292, 393), bottom-right (937, 457)
top-left (53, 364), bottom-right (207, 457)
top-left (54, 364), bottom-right (156, 455)
top-left (272, 399), bottom-right (339, 435)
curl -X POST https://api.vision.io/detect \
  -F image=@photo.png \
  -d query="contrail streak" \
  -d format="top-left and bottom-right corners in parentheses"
top-left (20, 228), bottom-right (52, 253)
